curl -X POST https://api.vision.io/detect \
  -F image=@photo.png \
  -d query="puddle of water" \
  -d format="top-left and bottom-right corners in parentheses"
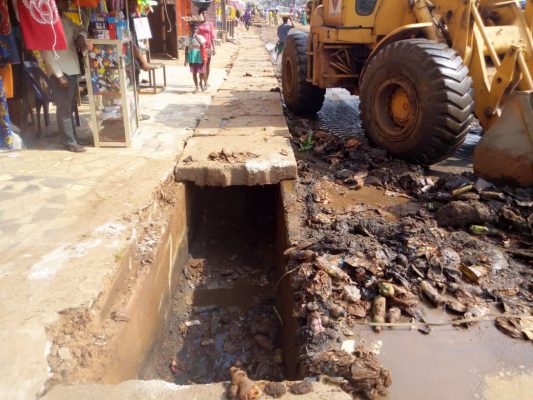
top-left (327, 185), bottom-right (410, 210)
top-left (484, 370), bottom-right (533, 400)
top-left (323, 184), bottom-right (413, 222)
top-left (353, 307), bottom-right (533, 400)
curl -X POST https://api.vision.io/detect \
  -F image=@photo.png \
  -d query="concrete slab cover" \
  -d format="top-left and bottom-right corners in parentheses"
top-left (197, 115), bottom-right (288, 131)
top-left (175, 136), bottom-right (297, 186)
top-left (174, 25), bottom-right (296, 187)
top-left (215, 90), bottom-right (281, 101)
top-left (208, 99), bottom-right (283, 116)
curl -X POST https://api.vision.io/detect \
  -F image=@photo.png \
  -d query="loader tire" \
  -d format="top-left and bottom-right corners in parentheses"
top-left (282, 31), bottom-right (325, 115)
top-left (360, 39), bottom-right (474, 165)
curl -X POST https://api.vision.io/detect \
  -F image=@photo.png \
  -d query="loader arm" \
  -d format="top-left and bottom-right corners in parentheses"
top-left (425, 0), bottom-right (533, 185)
top-left (290, 0), bottom-right (532, 185)
top-left (428, 0), bottom-right (533, 128)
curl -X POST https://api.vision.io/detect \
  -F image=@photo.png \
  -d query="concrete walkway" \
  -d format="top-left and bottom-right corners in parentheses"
top-left (45, 379), bottom-right (351, 400)
top-left (175, 29), bottom-right (297, 186)
top-left (0, 41), bottom-right (237, 399)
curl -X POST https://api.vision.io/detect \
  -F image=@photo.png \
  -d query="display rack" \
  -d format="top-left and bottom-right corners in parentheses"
top-left (85, 38), bottom-right (138, 147)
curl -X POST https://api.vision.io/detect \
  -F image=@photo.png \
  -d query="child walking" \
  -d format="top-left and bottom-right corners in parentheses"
top-left (184, 23), bottom-right (207, 93)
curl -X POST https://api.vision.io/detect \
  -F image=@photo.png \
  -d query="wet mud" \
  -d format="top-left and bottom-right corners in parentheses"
top-left (280, 97), bottom-right (533, 398)
top-left (254, 22), bottom-right (533, 398)
top-left (145, 185), bottom-right (285, 384)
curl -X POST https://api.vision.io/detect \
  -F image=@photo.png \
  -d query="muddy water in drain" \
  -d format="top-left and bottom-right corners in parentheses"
top-left (193, 280), bottom-right (273, 309)
top-left (146, 185), bottom-right (284, 385)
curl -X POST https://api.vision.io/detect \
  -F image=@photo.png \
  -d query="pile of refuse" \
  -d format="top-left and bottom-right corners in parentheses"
top-left (281, 121), bottom-right (532, 398)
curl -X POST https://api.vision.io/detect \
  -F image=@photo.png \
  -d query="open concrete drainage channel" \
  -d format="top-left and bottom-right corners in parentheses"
top-left (43, 29), bottom-right (350, 400)
top-left (42, 180), bottom-right (350, 400)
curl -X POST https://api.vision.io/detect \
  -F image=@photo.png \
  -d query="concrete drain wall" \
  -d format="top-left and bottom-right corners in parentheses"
top-left (142, 184), bottom-right (293, 383)
top-left (96, 182), bottom-right (193, 383)
top-left (43, 177), bottom-right (357, 398)
top-left (82, 182), bottom-right (294, 386)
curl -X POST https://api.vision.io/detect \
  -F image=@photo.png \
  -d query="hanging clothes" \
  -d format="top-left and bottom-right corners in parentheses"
top-left (0, 64), bottom-right (13, 98)
top-left (0, 74), bottom-right (14, 150)
top-left (0, 0), bottom-right (19, 64)
top-left (17, 0), bottom-right (67, 51)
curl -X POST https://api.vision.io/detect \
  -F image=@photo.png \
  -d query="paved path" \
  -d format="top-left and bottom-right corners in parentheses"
top-left (0, 41), bottom-right (237, 400)
top-left (175, 29), bottom-right (297, 186)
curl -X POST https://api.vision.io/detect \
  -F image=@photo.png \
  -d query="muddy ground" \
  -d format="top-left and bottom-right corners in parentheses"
top-left (259, 25), bottom-right (533, 399)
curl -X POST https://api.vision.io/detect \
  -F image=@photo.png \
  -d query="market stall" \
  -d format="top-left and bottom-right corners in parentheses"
top-left (85, 37), bottom-right (138, 146)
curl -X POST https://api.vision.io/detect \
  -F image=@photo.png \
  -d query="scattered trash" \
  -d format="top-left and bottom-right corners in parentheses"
top-left (208, 148), bottom-right (258, 164)
top-left (460, 265), bottom-right (488, 283)
top-left (420, 281), bottom-right (444, 307)
top-left (445, 299), bottom-right (467, 314)
top-left (289, 380), bottom-right (314, 395)
top-left (309, 349), bottom-right (392, 399)
top-left (387, 307), bottom-right (402, 324)
top-left (110, 310), bottom-right (129, 322)
top-left (469, 225), bottom-right (498, 236)
top-left (341, 339), bottom-right (356, 353)
top-left (227, 367), bottom-right (263, 400)
top-left (496, 315), bottom-right (533, 341)
top-left (265, 382), bottom-right (286, 398)
top-left (343, 285), bottom-right (361, 303)
top-left (315, 254), bottom-right (350, 281)
top-left (378, 282), bottom-right (395, 298)
top-left (372, 296), bottom-right (386, 333)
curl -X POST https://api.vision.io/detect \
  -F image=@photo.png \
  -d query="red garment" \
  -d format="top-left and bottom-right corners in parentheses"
top-left (200, 45), bottom-right (207, 64)
top-left (18, 0), bottom-right (66, 50)
top-left (197, 21), bottom-right (215, 49)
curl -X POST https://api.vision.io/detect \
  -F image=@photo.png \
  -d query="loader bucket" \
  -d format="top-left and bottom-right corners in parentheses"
top-left (473, 91), bottom-right (533, 187)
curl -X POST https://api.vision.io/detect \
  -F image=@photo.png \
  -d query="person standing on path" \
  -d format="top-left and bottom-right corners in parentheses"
top-left (275, 16), bottom-right (294, 59)
top-left (41, 0), bottom-right (88, 152)
top-left (184, 23), bottom-right (207, 93)
top-left (198, 8), bottom-right (216, 87)
top-left (128, 0), bottom-right (152, 121)
top-left (243, 9), bottom-right (252, 30)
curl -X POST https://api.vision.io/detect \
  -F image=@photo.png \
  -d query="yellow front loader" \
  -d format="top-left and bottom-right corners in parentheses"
top-left (282, 0), bottom-right (533, 186)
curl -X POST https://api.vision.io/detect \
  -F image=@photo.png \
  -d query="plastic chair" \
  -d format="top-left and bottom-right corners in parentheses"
top-left (22, 61), bottom-right (53, 136)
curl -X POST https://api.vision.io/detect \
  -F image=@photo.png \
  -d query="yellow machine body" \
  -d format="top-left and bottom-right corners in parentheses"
top-left (302, 0), bottom-right (533, 185)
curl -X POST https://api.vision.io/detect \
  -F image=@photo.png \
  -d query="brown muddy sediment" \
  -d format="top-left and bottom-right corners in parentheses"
top-left (144, 184), bottom-right (292, 384)
top-left (277, 116), bottom-right (533, 399)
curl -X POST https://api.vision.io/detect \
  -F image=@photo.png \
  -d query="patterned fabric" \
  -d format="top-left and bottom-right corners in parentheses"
top-left (0, 0), bottom-right (20, 64)
top-left (186, 34), bottom-right (205, 64)
top-left (186, 34), bottom-right (206, 74)
top-left (0, 64), bottom-right (13, 98)
top-left (18, 0), bottom-right (67, 51)
top-left (0, 74), bottom-right (13, 150)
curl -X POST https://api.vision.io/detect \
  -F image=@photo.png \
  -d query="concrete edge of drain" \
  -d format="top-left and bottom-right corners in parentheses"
top-left (43, 379), bottom-right (352, 400)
